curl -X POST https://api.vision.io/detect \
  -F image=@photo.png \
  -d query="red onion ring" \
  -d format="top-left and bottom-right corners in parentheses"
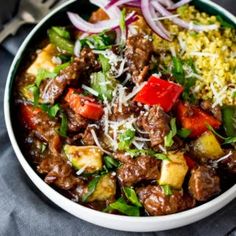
top-left (151, 0), bottom-right (218, 31)
top-left (157, 0), bottom-right (174, 8)
top-left (141, 0), bottom-right (170, 41)
top-left (168, 0), bottom-right (192, 10)
top-left (68, 11), bottom-right (138, 33)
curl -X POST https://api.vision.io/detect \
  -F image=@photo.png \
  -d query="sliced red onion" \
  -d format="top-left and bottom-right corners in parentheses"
top-left (151, 0), bottom-right (218, 31)
top-left (141, 0), bottom-right (170, 41)
top-left (90, 0), bottom-right (121, 18)
top-left (124, 1), bottom-right (141, 8)
top-left (90, 0), bottom-right (121, 43)
top-left (74, 40), bottom-right (82, 57)
top-left (157, 0), bottom-right (174, 8)
top-left (149, 4), bottom-right (170, 38)
top-left (106, 0), bottom-right (136, 9)
top-left (67, 11), bottom-right (137, 34)
top-left (168, 0), bottom-right (192, 10)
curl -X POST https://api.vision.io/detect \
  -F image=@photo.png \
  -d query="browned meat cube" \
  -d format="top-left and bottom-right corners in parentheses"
top-left (38, 154), bottom-right (81, 190)
top-left (125, 34), bottom-right (153, 85)
top-left (219, 150), bottom-right (236, 175)
top-left (116, 155), bottom-right (160, 186)
top-left (188, 165), bottom-right (221, 201)
top-left (40, 48), bottom-right (99, 104)
top-left (137, 185), bottom-right (195, 216)
top-left (65, 106), bottom-right (88, 133)
top-left (137, 105), bottom-right (170, 147)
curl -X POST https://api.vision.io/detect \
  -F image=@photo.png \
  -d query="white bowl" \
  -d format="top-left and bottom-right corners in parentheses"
top-left (4, 0), bottom-right (236, 232)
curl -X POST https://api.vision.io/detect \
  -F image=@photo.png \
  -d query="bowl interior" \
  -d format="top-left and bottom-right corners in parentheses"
top-left (5, 0), bottom-right (236, 232)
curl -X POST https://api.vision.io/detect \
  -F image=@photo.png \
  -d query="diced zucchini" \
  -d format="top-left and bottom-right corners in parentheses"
top-left (64, 145), bottom-right (103, 173)
top-left (193, 131), bottom-right (224, 160)
top-left (88, 174), bottom-right (116, 202)
top-left (27, 44), bottom-right (58, 76)
top-left (159, 151), bottom-right (188, 189)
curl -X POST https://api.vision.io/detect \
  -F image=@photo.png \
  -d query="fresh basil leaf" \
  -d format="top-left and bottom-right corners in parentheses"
top-left (35, 69), bottom-right (57, 87)
top-left (118, 129), bottom-right (135, 151)
top-left (82, 176), bottom-right (101, 202)
top-left (104, 156), bottom-right (120, 169)
top-left (52, 26), bottom-right (71, 39)
top-left (161, 185), bottom-right (173, 196)
top-left (123, 187), bottom-right (142, 207)
top-left (108, 197), bottom-right (140, 216)
top-left (216, 15), bottom-right (234, 29)
top-left (177, 128), bottom-right (191, 138)
top-left (59, 112), bottom-right (68, 137)
top-left (164, 118), bottom-right (177, 147)
top-left (48, 104), bottom-right (60, 118)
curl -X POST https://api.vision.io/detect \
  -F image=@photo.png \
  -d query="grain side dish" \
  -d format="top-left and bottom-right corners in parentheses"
top-left (14, 0), bottom-right (236, 216)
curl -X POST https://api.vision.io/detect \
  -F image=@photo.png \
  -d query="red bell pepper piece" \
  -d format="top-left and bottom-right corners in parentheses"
top-left (176, 102), bottom-right (221, 138)
top-left (134, 75), bottom-right (183, 112)
top-left (20, 104), bottom-right (41, 130)
top-left (65, 88), bottom-right (104, 120)
top-left (184, 155), bottom-right (197, 170)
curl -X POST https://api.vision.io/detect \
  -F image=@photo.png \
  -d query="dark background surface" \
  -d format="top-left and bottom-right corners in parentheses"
top-left (0, 0), bottom-right (235, 235)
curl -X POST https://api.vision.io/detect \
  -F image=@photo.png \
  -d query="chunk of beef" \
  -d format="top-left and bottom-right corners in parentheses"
top-left (137, 185), bottom-right (195, 216)
top-left (20, 104), bottom-right (61, 154)
top-left (110, 101), bottom-right (142, 121)
top-left (218, 150), bottom-right (236, 175)
top-left (40, 48), bottom-right (99, 104)
top-left (65, 106), bottom-right (88, 132)
top-left (81, 126), bottom-right (96, 145)
top-left (116, 155), bottom-right (160, 186)
top-left (38, 154), bottom-right (80, 190)
top-left (137, 105), bottom-right (170, 147)
top-left (125, 34), bottom-right (153, 84)
top-left (200, 100), bottom-right (222, 121)
top-left (188, 165), bottom-right (221, 201)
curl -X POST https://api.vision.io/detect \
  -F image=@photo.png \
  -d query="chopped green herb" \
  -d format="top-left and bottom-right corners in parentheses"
top-left (120, 9), bottom-right (126, 46)
top-left (207, 124), bottom-right (236, 145)
top-left (30, 85), bottom-right (40, 106)
top-left (123, 187), bottom-right (142, 207)
top-left (118, 129), bottom-right (135, 151)
top-left (48, 104), bottom-right (60, 118)
top-left (98, 54), bottom-right (110, 73)
top-left (171, 56), bottom-right (197, 102)
top-left (164, 118), bottom-right (177, 147)
top-left (161, 185), bottom-right (173, 196)
top-left (59, 112), bottom-right (68, 137)
top-left (126, 149), bottom-right (170, 161)
top-left (82, 176), bottom-right (101, 202)
top-left (40, 143), bottom-right (47, 153)
top-left (35, 69), bottom-right (57, 87)
top-left (104, 156), bottom-right (120, 169)
top-left (106, 197), bottom-right (140, 216)
top-left (90, 71), bottom-right (117, 101)
top-left (177, 128), bottom-right (191, 138)
top-left (54, 62), bottom-right (70, 74)
top-left (80, 32), bottom-right (113, 50)
top-left (48, 28), bottom-right (74, 54)
top-left (52, 26), bottom-right (71, 39)
top-left (216, 15), bottom-right (234, 29)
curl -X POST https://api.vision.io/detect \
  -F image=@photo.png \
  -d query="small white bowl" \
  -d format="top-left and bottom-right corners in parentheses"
top-left (4, 0), bottom-right (236, 232)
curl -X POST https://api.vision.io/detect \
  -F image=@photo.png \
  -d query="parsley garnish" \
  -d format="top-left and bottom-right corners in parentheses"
top-left (164, 118), bottom-right (177, 147)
